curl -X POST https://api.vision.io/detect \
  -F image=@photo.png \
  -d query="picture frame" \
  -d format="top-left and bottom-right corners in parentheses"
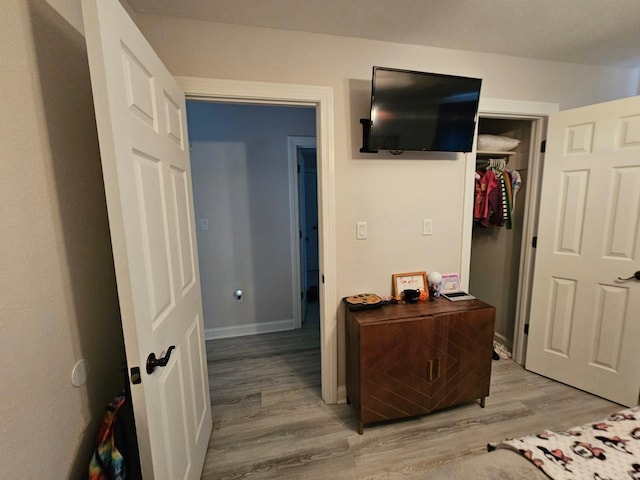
top-left (440, 273), bottom-right (462, 294)
top-left (392, 271), bottom-right (428, 298)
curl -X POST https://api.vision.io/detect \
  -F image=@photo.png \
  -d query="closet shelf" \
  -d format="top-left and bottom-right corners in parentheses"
top-left (476, 150), bottom-right (516, 157)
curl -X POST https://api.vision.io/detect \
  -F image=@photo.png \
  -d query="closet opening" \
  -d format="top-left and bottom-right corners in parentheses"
top-left (469, 115), bottom-right (546, 365)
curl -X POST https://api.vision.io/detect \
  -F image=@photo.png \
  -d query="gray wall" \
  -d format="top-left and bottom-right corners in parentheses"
top-left (188, 101), bottom-right (316, 337)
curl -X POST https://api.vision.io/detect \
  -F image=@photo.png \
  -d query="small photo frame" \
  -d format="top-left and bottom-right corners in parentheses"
top-left (392, 271), bottom-right (427, 298)
top-left (440, 273), bottom-right (463, 294)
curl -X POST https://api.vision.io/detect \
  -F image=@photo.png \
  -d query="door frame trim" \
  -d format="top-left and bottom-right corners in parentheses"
top-left (177, 77), bottom-right (338, 403)
top-left (462, 97), bottom-right (558, 364)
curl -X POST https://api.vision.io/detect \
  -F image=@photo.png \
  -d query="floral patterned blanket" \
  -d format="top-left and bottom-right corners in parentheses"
top-left (489, 406), bottom-right (640, 480)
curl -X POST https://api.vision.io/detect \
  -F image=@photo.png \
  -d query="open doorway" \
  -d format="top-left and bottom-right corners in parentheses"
top-left (299, 146), bottom-right (319, 323)
top-left (179, 76), bottom-right (338, 405)
top-left (186, 100), bottom-right (323, 418)
top-left (470, 117), bottom-right (537, 354)
top-left (186, 101), bottom-right (317, 338)
top-left (463, 99), bottom-right (558, 365)
top-left (288, 136), bottom-right (319, 327)
top-left (467, 109), bottom-right (550, 365)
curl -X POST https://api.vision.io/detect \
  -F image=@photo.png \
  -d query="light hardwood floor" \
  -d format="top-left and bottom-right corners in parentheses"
top-left (201, 305), bottom-right (620, 479)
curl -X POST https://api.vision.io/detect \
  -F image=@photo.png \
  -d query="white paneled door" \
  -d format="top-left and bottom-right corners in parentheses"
top-left (82, 0), bottom-right (212, 477)
top-left (526, 95), bottom-right (640, 406)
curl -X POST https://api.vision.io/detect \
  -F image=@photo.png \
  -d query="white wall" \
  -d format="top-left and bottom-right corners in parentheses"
top-left (2, 1), bottom-right (637, 474)
top-left (136, 15), bottom-right (639, 300)
top-left (134, 14), bottom-right (639, 387)
top-left (1, 0), bottom-right (125, 477)
top-left (187, 102), bottom-right (316, 337)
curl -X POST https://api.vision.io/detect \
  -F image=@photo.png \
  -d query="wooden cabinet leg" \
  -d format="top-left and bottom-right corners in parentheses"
top-left (358, 422), bottom-right (363, 435)
top-left (480, 397), bottom-right (486, 408)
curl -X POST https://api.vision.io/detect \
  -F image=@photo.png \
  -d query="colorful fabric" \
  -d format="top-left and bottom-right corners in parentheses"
top-left (501, 171), bottom-right (513, 229)
top-left (474, 169), bottom-right (499, 223)
top-left (486, 172), bottom-right (504, 227)
top-left (474, 165), bottom-right (520, 229)
top-left (89, 394), bottom-right (127, 480)
top-left (490, 406), bottom-right (640, 480)
top-left (510, 170), bottom-right (523, 208)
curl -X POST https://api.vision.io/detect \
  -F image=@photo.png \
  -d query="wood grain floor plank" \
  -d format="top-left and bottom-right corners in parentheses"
top-left (202, 306), bottom-right (621, 479)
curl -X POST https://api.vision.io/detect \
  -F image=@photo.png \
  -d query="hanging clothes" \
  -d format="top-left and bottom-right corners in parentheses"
top-left (500, 170), bottom-right (513, 229)
top-left (474, 168), bottom-right (499, 227)
top-left (474, 158), bottom-right (522, 230)
top-left (510, 170), bottom-right (523, 208)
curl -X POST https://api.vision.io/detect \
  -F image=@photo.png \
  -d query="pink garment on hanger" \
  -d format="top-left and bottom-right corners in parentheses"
top-left (474, 169), bottom-right (499, 222)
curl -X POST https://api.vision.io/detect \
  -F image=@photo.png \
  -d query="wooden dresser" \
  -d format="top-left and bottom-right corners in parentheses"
top-left (345, 299), bottom-right (495, 434)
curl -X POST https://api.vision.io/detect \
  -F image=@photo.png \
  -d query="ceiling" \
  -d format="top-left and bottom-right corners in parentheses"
top-left (126, 0), bottom-right (640, 68)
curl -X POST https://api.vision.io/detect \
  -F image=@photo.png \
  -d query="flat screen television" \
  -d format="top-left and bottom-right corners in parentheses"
top-left (365, 67), bottom-right (482, 153)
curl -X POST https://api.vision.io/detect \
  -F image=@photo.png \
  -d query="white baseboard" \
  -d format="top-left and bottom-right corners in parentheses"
top-left (337, 385), bottom-right (347, 404)
top-left (494, 332), bottom-right (513, 351)
top-left (204, 318), bottom-right (296, 340)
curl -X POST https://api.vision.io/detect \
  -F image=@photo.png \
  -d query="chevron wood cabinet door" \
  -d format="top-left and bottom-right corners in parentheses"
top-left (346, 300), bottom-right (495, 434)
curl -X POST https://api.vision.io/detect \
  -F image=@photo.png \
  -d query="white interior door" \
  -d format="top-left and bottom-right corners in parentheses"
top-left (526, 95), bottom-right (640, 406)
top-left (82, 0), bottom-right (212, 477)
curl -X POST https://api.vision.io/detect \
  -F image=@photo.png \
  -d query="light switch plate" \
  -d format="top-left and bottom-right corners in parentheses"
top-left (422, 218), bottom-right (433, 236)
top-left (356, 221), bottom-right (367, 240)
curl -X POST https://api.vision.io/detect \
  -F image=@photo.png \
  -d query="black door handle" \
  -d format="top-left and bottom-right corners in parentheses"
top-left (146, 346), bottom-right (176, 374)
top-left (618, 271), bottom-right (640, 282)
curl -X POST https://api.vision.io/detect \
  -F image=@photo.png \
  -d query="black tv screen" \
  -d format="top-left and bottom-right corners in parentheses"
top-left (367, 67), bottom-right (482, 152)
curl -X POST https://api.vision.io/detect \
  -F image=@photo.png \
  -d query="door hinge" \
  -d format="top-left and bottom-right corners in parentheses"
top-left (524, 324), bottom-right (530, 335)
top-left (540, 140), bottom-right (546, 153)
top-left (297, 163), bottom-right (301, 173)
top-left (322, 274), bottom-right (325, 284)
top-left (532, 236), bottom-right (538, 248)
